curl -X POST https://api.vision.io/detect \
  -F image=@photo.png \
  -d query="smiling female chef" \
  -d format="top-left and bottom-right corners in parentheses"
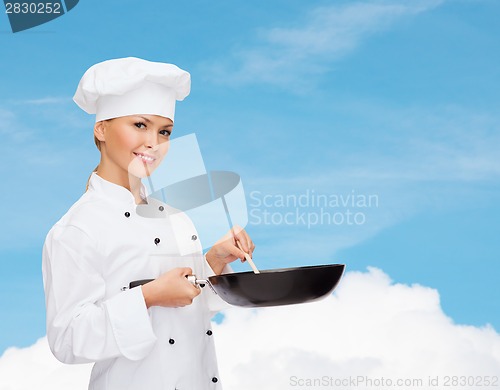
top-left (42, 57), bottom-right (254, 390)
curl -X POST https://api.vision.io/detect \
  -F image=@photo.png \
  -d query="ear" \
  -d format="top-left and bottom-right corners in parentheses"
top-left (94, 121), bottom-right (107, 142)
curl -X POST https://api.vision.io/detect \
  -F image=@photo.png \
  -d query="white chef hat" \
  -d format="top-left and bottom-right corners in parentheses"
top-left (73, 57), bottom-right (191, 122)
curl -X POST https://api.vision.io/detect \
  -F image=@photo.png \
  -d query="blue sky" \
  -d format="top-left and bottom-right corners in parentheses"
top-left (0, 0), bottom-right (499, 355)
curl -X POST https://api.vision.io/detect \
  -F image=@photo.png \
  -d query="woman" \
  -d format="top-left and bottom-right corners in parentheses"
top-left (42, 57), bottom-right (254, 389)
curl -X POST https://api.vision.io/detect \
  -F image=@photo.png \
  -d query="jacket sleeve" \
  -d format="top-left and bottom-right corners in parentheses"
top-left (42, 224), bottom-right (157, 364)
top-left (201, 254), bottom-right (234, 313)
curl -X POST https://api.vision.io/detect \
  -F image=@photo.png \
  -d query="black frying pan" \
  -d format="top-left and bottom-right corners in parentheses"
top-left (129, 264), bottom-right (345, 308)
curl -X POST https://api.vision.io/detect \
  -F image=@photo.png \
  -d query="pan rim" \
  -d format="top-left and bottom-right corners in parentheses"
top-left (212, 263), bottom-right (345, 278)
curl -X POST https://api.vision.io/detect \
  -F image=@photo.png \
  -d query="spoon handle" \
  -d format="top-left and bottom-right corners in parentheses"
top-left (236, 240), bottom-right (260, 274)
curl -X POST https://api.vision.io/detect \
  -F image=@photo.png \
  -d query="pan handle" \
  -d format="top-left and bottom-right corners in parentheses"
top-left (186, 275), bottom-right (218, 295)
top-left (123, 276), bottom-right (217, 295)
top-left (127, 279), bottom-right (154, 289)
top-left (185, 275), bottom-right (205, 287)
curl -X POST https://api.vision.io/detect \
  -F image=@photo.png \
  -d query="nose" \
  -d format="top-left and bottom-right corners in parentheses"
top-left (144, 131), bottom-right (160, 151)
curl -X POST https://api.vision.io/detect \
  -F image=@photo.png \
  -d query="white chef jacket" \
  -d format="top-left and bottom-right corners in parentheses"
top-left (42, 172), bottom-right (230, 390)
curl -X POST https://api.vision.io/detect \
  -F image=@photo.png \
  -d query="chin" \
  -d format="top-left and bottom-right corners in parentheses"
top-left (127, 161), bottom-right (159, 179)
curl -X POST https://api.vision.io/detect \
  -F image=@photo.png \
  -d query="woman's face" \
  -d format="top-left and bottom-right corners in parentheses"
top-left (95, 114), bottom-right (173, 180)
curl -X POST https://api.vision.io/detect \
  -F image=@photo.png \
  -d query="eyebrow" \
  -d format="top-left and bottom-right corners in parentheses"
top-left (136, 115), bottom-right (173, 127)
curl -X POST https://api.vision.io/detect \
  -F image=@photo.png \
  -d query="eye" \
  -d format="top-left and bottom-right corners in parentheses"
top-left (159, 129), bottom-right (172, 137)
top-left (134, 122), bottom-right (147, 129)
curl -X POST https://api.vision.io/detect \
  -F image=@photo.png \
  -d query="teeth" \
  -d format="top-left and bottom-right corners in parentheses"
top-left (136, 153), bottom-right (154, 162)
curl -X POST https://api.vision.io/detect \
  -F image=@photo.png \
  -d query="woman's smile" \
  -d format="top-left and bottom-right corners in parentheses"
top-left (133, 152), bottom-right (157, 165)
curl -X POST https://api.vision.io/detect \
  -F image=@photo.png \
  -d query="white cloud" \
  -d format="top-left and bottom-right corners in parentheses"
top-left (0, 337), bottom-right (91, 390)
top-left (206, 0), bottom-right (445, 88)
top-left (12, 97), bottom-right (70, 105)
top-left (216, 267), bottom-right (500, 389)
top-left (1, 267), bottom-right (499, 390)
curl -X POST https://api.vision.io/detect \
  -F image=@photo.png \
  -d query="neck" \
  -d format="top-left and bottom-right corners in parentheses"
top-left (96, 161), bottom-right (145, 205)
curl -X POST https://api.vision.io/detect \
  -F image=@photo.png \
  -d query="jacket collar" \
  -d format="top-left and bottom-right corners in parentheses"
top-left (88, 172), bottom-right (147, 205)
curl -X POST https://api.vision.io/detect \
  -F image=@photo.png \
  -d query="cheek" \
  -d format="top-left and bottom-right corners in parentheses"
top-left (156, 142), bottom-right (170, 162)
top-left (114, 131), bottom-right (142, 154)
top-left (160, 142), bottom-right (170, 155)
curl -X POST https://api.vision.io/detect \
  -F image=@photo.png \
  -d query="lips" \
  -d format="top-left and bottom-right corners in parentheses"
top-left (133, 152), bottom-right (156, 164)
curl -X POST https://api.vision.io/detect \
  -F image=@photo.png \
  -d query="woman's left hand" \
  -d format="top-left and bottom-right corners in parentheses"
top-left (205, 226), bottom-right (255, 275)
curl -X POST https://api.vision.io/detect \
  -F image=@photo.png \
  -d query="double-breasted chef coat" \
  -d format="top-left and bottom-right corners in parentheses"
top-left (42, 172), bottom-right (231, 390)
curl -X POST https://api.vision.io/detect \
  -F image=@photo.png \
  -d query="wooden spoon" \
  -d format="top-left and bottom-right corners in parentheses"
top-left (236, 240), bottom-right (260, 274)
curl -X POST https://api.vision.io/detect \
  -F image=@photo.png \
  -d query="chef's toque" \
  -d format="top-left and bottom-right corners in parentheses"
top-left (73, 57), bottom-right (191, 122)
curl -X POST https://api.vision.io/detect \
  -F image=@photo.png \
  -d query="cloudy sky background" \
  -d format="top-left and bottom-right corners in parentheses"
top-left (2, 268), bottom-right (500, 389)
top-left (1, 0), bottom-right (499, 388)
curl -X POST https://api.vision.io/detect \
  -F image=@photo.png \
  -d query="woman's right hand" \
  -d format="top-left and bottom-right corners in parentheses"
top-left (141, 267), bottom-right (200, 308)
